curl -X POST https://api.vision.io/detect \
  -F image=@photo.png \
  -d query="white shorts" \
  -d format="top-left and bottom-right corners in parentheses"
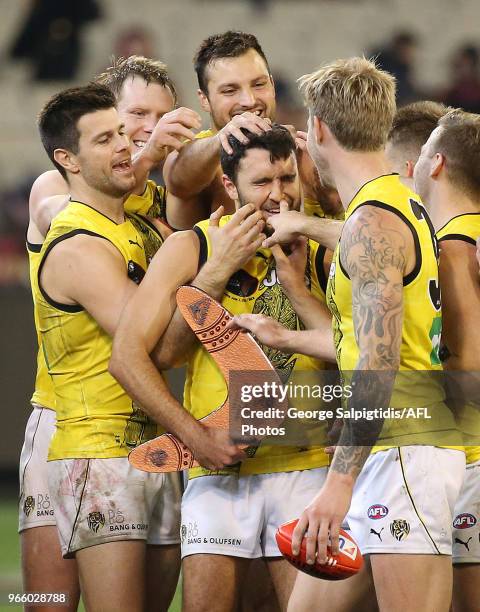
top-left (452, 459), bottom-right (480, 564)
top-left (347, 446), bottom-right (465, 555)
top-left (180, 468), bottom-right (327, 559)
top-left (47, 457), bottom-right (182, 557)
top-left (19, 405), bottom-right (56, 531)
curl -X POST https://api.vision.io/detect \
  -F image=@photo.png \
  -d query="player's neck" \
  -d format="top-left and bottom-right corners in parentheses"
top-left (69, 181), bottom-right (127, 224)
top-left (330, 150), bottom-right (392, 210)
top-left (429, 184), bottom-right (480, 232)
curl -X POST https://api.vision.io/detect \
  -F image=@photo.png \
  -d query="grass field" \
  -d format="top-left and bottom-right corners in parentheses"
top-left (0, 499), bottom-right (181, 611)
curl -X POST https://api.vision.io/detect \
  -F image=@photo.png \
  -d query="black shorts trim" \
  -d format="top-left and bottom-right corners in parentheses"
top-left (67, 459), bottom-right (91, 558)
top-left (398, 447), bottom-right (441, 554)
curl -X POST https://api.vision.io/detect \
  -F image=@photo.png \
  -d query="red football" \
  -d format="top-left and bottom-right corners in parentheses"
top-left (275, 519), bottom-right (363, 580)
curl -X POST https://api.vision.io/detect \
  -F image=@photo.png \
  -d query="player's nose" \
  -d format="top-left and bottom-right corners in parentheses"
top-left (270, 179), bottom-right (283, 202)
top-left (238, 88), bottom-right (256, 108)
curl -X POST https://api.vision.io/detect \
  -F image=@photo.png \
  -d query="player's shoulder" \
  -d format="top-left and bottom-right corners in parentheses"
top-left (160, 227), bottom-right (200, 250)
top-left (347, 200), bottom-right (408, 235)
top-left (30, 170), bottom-right (68, 205)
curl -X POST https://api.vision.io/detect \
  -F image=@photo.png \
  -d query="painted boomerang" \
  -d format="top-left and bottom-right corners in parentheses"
top-left (128, 285), bottom-right (285, 472)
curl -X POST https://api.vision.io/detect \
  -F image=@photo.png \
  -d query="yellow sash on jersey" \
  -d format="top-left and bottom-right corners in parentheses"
top-left (33, 201), bottom-right (164, 460)
top-left (437, 212), bottom-right (480, 463)
top-left (326, 174), bottom-right (460, 449)
top-left (184, 214), bottom-right (331, 477)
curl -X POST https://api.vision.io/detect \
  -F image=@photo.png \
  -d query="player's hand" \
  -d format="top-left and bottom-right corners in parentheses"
top-left (263, 200), bottom-right (306, 248)
top-left (189, 424), bottom-right (247, 470)
top-left (208, 204), bottom-right (266, 277)
top-left (218, 112), bottom-right (272, 154)
top-left (228, 313), bottom-right (290, 350)
top-left (291, 479), bottom-right (353, 565)
top-left (142, 107), bottom-right (202, 162)
top-left (271, 237), bottom-right (307, 295)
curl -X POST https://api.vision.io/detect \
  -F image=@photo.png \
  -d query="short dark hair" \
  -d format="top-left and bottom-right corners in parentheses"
top-left (221, 124), bottom-right (295, 182)
top-left (388, 100), bottom-right (450, 157)
top-left (437, 109), bottom-right (480, 200)
top-left (95, 55), bottom-right (177, 105)
top-left (194, 30), bottom-right (270, 94)
top-left (38, 83), bottom-right (116, 179)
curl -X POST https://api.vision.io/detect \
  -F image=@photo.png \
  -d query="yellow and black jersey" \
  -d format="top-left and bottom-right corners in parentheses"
top-left (125, 179), bottom-right (168, 224)
top-left (32, 201), bottom-right (165, 460)
top-left (437, 213), bottom-right (480, 463)
top-left (26, 185), bottom-right (167, 414)
top-left (326, 174), bottom-right (459, 449)
top-left (27, 241), bottom-right (56, 411)
top-left (303, 196), bottom-right (345, 221)
top-left (184, 214), bottom-right (331, 477)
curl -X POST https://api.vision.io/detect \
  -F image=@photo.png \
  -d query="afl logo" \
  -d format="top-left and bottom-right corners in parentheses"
top-left (453, 513), bottom-right (477, 529)
top-left (329, 262), bottom-right (336, 278)
top-left (338, 535), bottom-right (359, 560)
top-left (367, 504), bottom-right (388, 520)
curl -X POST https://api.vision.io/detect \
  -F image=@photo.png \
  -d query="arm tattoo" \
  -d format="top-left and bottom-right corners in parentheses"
top-left (332, 206), bottom-right (406, 478)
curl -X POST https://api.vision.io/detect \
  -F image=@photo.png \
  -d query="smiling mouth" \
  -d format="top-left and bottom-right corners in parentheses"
top-left (133, 140), bottom-right (146, 149)
top-left (112, 160), bottom-right (132, 172)
top-left (231, 109), bottom-right (265, 118)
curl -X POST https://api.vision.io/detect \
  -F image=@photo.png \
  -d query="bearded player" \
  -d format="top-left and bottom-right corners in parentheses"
top-left (110, 125), bottom-right (334, 611)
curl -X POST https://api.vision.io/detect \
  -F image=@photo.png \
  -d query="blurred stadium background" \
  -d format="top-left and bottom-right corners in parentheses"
top-left (1, 0), bottom-right (480, 608)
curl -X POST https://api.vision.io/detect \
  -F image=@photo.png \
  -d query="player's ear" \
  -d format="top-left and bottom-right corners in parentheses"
top-left (431, 152), bottom-right (445, 178)
top-left (222, 174), bottom-right (238, 201)
top-left (269, 73), bottom-right (275, 91)
top-left (405, 160), bottom-right (415, 178)
top-left (54, 149), bottom-right (80, 175)
top-left (197, 88), bottom-right (211, 114)
top-left (312, 116), bottom-right (324, 145)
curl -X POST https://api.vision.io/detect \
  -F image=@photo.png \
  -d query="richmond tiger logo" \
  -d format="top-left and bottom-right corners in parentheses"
top-left (87, 511), bottom-right (105, 533)
top-left (390, 519), bottom-right (410, 541)
top-left (23, 495), bottom-right (35, 517)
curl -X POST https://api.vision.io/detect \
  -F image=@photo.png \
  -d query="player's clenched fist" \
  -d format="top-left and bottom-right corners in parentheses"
top-left (141, 107), bottom-right (202, 162)
top-left (218, 112), bottom-right (271, 154)
top-left (190, 425), bottom-right (247, 470)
